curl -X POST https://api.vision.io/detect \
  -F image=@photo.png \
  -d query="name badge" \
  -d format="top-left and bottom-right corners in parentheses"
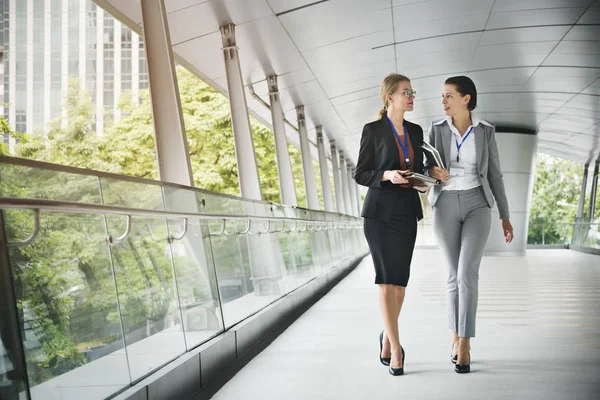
top-left (450, 168), bottom-right (465, 177)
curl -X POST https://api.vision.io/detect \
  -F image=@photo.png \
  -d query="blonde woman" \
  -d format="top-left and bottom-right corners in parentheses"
top-left (355, 74), bottom-right (424, 376)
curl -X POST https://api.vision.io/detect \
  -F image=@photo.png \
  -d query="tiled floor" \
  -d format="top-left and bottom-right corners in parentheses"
top-left (212, 249), bottom-right (600, 400)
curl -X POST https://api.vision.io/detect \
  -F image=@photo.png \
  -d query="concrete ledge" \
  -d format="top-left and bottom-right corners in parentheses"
top-left (111, 253), bottom-right (368, 400)
top-left (570, 245), bottom-right (600, 256)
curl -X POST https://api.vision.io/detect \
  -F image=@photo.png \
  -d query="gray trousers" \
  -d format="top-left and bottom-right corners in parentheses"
top-left (432, 187), bottom-right (491, 338)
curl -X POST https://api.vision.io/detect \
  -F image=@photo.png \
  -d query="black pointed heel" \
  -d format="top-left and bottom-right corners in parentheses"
top-left (451, 343), bottom-right (457, 364)
top-left (454, 352), bottom-right (470, 373)
top-left (379, 331), bottom-right (390, 366)
top-left (389, 346), bottom-right (405, 376)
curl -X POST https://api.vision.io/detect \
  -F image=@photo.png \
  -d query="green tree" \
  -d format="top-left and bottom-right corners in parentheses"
top-left (528, 154), bottom-right (584, 244)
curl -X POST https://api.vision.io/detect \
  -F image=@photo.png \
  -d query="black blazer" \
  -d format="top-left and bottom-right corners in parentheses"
top-left (354, 117), bottom-right (424, 221)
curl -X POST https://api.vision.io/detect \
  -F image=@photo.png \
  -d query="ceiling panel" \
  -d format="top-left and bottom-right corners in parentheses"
top-left (173, 32), bottom-right (225, 81)
top-left (583, 78), bottom-right (600, 95)
top-left (166, 1), bottom-right (210, 13)
top-left (392, 0), bottom-right (493, 41)
top-left (248, 68), bottom-right (315, 96)
top-left (266, 0), bottom-right (319, 14)
top-left (236, 16), bottom-right (309, 83)
top-left (563, 25), bottom-right (600, 40)
top-left (491, 0), bottom-right (594, 13)
top-left (577, 5), bottom-right (600, 23)
top-left (485, 7), bottom-right (588, 29)
top-left (478, 26), bottom-right (570, 46)
top-left (471, 41), bottom-right (558, 70)
top-left (277, 0), bottom-right (392, 51)
top-left (105, 0), bottom-right (600, 165)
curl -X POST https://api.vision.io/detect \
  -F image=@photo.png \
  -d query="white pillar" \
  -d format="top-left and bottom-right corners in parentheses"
top-left (339, 151), bottom-right (352, 215)
top-left (221, 24), bottom-right (262, 200)
top-left (587, 160), bottom-right (599, 223)
top-left (484, 133), bottom-right (538, 256)
top-left (330, 141), bottom-right (344, 214)
top-left (353, 170), bottom-right (362, 215)
top-left (140, 0), bottom-right (193, 186)
top-left (297, 105), bottom-right (319, 210)
top-left (267, 75), bottom-right (296, 205)
top-left (346, 163), bottom-right (357, 216)
top-left (316, 127), bottom-right (334, 212)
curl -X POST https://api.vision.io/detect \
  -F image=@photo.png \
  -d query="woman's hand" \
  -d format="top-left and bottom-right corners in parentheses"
top-left (383, 170), bottom-right (409, 184)
top-left (502, 219), bottom-right (514, 243)
top-left (430, 166), bottom-right (450, 182)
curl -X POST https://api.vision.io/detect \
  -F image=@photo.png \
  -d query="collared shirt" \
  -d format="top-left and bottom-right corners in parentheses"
top-left (434, 114), bottom-right (493, 191)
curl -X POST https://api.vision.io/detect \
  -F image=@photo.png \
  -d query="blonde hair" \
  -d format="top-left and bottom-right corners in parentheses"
top-left (378, 73), bottom-right (411, 119)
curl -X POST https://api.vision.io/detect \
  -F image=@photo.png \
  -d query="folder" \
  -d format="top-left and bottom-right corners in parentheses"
top-left (401, 172), bottom-right (441, 187)
top-left (422, 141), bottom-right (446, 170)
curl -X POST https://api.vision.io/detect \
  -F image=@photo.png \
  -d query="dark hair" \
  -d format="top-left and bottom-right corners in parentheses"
top-left (445, 76), bottom-right (477, 111)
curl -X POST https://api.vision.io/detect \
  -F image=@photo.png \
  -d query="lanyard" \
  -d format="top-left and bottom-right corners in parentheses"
top-left (454, 126), bottom-right (474, 162)
top-left (386, 116), bottom-right (410, 168)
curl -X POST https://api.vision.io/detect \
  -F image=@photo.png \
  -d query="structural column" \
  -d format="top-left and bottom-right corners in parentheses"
top-left (483, 133), bottom-right (538, 256)
top-left (222, 36), bottom-right (282, 296)
top-left (140, 0), bottom-right (193, 186)
top-left (587, 159), bottom-right (599, 223)
top-left (266, 75), bottom-right (297, 206)
top-left (330, 141), bottom-right (344, 214)
top-left (577, 163), bottom-right (590, 221)
top-left (346, 163), bottom-right (357, 216)
top-left (352, 167), bottom-right (362, 215)
top-left (220, 24), bottom-right (263, 200)
top-left (316, 127), bottom-right (334, 212)
top-left (339, 151), bottom-right (352, 215)
top-left (297, 106), bottom-right (319, 210)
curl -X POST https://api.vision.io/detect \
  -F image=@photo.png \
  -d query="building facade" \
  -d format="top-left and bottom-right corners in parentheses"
top-left (1, 0), bottom-right (148, 145)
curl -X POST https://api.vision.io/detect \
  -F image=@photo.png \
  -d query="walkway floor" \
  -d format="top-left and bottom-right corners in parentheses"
top-left (211, 249), bottom-right (600, 400)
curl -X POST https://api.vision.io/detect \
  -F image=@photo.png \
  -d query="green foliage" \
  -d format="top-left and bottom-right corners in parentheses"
top-left (528, 154), bottom-right (584, 244)
top-left (0, 67), bottom-right (315, 386)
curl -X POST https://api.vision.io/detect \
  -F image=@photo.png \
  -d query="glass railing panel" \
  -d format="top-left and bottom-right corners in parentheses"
top-left (99, 178), bottom-right (164, 211)
top-left (210, 219), bottom-right (286, 328)
top-left (161, 185), bottom-right (203, 214)
top-left (202, 192), bottom-right (246, 215)
top-left (0, 163), bottom-right (101, 203)
top-left (282, 224), bottom-right (315, 292)
top-left (527, 219), bottom-right (573, 246)
top-left (104, 215), bottom-right (186, 381)
top-left (572, 222), bottom-right (600, 249)
top-left (4, 210), bottom-right (129, 400)
top-left (166, 218), bottom-right (224, 349)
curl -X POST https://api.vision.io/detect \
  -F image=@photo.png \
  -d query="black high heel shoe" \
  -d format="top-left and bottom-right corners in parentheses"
top-left (454, 352), bottom-right (470, 373)
top-left (379, 331), bottom-right (390, 366)
top-left (389, 346), bottom-right (405, 376)
top-left (451, 343), bottom-right (457, 364)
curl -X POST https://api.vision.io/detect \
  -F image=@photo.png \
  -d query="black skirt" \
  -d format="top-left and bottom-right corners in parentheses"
top-left (363, 212), bottom-right (418, 287)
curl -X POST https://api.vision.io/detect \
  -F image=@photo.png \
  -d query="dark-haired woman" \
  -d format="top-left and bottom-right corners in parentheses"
top-left (425, 76), bottom-right (514, 373)
top-left (355, 73), bottom-right (425, 376)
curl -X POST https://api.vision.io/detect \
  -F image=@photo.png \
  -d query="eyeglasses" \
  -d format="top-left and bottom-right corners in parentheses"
top-left (393, 89), bottom-right (417, 98)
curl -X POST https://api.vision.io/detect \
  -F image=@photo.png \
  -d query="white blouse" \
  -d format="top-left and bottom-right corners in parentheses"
top-left (435, 115), bottom-right (492, 191)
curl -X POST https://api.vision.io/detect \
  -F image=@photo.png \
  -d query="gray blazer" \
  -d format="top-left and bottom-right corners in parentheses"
top-left (424, 118), bottom-right (510, 220)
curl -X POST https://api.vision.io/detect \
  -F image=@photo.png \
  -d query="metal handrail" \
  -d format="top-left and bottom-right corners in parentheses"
top-left (0, 156), bottom-right (352, 218)
top-left (0, 198), bottom-right (362, 245)
top-left (0, 197), bottom-right (358, 223)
